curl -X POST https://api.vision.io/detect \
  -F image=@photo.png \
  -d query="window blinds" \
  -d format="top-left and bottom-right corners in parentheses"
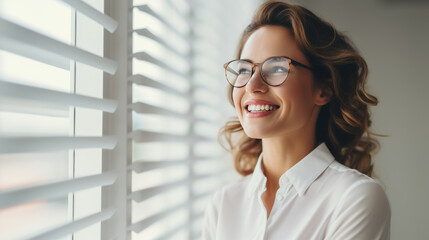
top-left (0, 0), bottom-right (258, 238)
top-left (0, 0), bottom-right (119, 239)
top-left (130, 0), bottom-right (235, 239)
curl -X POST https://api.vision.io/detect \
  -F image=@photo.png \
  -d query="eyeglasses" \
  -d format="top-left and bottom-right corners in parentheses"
top-left (223, 56), bottom-right (313, 88)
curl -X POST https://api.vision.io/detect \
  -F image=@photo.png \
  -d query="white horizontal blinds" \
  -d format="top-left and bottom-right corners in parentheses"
top-left (28, 207), bottom-right (116, 240)
top-left (0, 136), bottom-right (117, 154)
top-left (59, 0), bottom-right (119, 33)
top-left (188, 1), bottom-right (240, 238)
top-left (0, 17), bottom-right (117, 74)
top-left (0, 2), bottom-right (74, 239)
top-left (131, 0), bottom-right (232, 239)
top-left (0, 171), bottom-right (117, 210)
top-left (0, 0), bottom-right (118, 239)
top-left (0, 81), bottom-right (117, 113)
top-left (71, 0), bottom-right (118, 238)
top-left (131, 0), bottom-right (190, 239)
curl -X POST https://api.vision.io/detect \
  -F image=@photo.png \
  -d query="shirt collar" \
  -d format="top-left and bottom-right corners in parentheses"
top-left (248, 142), bottom-right (335, 197)
top-left (248, 153), bottom-right (266, 196)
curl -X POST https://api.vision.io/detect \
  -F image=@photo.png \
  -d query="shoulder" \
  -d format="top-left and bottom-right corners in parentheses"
top-left (311, 160), bottom-right (390, 215)
top-left (333, 172), bottom-right (391, 218)
top-left (323, 161), bottom-right (387, 198)
top-left (324, 162), bottom-right (391, 239)
top-left (202, 175), bottom-right (252, 239)
top-left (209, 175), bottom-right (252, 206)
top-left (204, 174), bottom-right (255, 218)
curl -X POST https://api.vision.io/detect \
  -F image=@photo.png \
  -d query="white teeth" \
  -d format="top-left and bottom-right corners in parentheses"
top-left (247, 104), bottom-right (278, 113)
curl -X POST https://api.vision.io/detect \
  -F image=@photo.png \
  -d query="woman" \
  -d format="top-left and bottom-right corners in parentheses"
top-left (203, 1), bottom-right (390, 240)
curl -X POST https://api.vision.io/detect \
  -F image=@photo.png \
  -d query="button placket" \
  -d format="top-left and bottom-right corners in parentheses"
top-left (276, 177), bottom-right (290, 202)
top-left (267, 182), bottom-right (287, 225)
top-left (256, 179), bottom-right (269, 239)
top-left (275, 186), bottom-right (285, 202)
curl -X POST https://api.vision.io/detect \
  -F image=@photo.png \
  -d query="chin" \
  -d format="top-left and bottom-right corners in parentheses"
top-left (243, 126), bottom-right (271, 139)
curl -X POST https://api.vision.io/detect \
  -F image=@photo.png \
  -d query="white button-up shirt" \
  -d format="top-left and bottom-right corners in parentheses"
top-left (203, 143), bottom-right (390, 240)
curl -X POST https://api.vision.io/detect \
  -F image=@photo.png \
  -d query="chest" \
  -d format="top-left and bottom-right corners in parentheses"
top-left (261, 190), bottom-right (276, 218)
top-left (216, 190), bottom-right (336, 240)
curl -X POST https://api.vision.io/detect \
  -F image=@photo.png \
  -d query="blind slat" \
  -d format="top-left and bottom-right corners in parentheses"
top-left (133, 52), bottom-right (187, 77)
top-left (0, 171), bottom-right (117, 209)
top-left (132, 172), bottom-right (216, 203)
top-left (0, 136), bottom-right (117, 154)
top-left (155, 221), bottom-right (188, 240)
top-left (193, 71), bottom-right (223, 90)
top-left (28, 208), bottom-right (116, 240)
top-left (129, 130), bottom-right (186, 142)
top-left (130, 102), bottom-right (186, 118)
top-left (132, 178), bottom-right (190, 202)
top-left (193, 105), bottom-right (223, 123)
top-left (0, 37), bottom-right (69, 70)
top-left (193, 170), bottom-right (226, 180)
top-left (0, 98), bottom-right (69, 117)
top-left (132, 160), bottom-right (189, 173)
top-left (134, 5), bottom-right (187, 40)
top-left (193, 191), bottom-right (214, 201)
top-left (0, 80), bottom-right (118, 113)
top-left (60, 0), bottom-right (118, 33)
top-left (193, 100), bottom-right (223, 113)
top-left (131, 201), bottom-right (188, 233)
top-left (129, 130), bottom-right (209, 142)
top-left (192, 211), bottom-right (205, 221)
top-left (129, 74), bottom-right (186, 95)
top-left (134, 28), bottom-right (187, 56)
top-left (0, 17), bottom-right (117, 74)
top-left (134, 3), bottom-right (189, 32)
top-left (132, 154), bottom-right (194, 163)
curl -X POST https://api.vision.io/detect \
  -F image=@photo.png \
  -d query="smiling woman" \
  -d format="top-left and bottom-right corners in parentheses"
top-left (204, 1), bottom-right (391, 239)
top-left (232, 25), bottom-right (322, 143)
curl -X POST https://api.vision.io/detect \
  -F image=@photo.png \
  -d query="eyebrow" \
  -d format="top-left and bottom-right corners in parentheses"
top-left (237, 59), bottom-right (253, 63)
top-left (269, 57), bottom-right (286, 62)
top-left (238, 56), bottom-right (291, 64)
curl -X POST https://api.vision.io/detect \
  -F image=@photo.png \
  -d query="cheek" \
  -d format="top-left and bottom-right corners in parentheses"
top-left (285, 78), bottom-right (315, 104)
top-left (232, 88), bottom-right (243, 110)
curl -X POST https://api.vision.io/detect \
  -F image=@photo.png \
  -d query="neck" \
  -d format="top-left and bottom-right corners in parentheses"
top-left (261, 130), bottom-right (317, 191)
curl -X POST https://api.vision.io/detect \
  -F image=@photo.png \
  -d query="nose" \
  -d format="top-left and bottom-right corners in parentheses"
top-left (245, 66), bottom-right (268, 94)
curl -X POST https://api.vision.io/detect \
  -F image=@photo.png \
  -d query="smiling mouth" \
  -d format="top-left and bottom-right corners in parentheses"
top-left (246, 104), bottom-right (280, 113)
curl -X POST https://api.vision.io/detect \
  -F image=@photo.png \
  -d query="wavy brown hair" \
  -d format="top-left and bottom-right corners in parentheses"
top-left (219, 1), bottom-right (379, 177)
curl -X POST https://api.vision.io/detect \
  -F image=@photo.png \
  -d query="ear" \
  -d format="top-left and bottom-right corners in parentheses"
top-left (314, 85), bottom-right (332, 106)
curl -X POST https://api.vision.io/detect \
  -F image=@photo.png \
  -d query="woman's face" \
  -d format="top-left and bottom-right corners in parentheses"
top-left (233, 25), bottom-right (325, 140)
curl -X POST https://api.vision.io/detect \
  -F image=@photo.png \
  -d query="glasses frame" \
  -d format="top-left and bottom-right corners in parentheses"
top-left (223, 56), bottom-right (313, 88)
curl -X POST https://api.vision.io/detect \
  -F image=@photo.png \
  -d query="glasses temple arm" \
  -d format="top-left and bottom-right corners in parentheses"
top-left (291, 59), bottom-right (313, 71)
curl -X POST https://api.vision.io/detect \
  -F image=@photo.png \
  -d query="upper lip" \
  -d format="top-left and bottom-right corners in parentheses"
top-left (243, 99), bottom-right (279, 108)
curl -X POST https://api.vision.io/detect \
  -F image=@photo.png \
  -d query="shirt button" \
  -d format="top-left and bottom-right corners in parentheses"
top-left (276, 195), bottom-right (284, 201)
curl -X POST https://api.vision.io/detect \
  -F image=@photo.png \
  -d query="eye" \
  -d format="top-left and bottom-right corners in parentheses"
top-left (238, 68), bottom-right (252, 75)
top-left (268, 66), bottom-right (288, 74)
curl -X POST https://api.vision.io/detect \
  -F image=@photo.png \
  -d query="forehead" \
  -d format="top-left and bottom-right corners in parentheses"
top-left (240, 25), bottom-right (308, 65)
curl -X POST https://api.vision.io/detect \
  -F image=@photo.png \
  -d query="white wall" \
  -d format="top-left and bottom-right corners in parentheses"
top-left (292, 0), bottom-right (429, 239)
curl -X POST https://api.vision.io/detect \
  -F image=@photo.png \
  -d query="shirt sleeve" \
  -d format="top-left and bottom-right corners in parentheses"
top-left (202, 190), bottom-right (222, 240)
top-left (325, 180), bottom-right (391, 240)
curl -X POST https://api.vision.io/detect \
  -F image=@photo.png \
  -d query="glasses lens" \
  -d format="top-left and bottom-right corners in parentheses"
top-left (262, 57), bottom-right (290, 86)
top-left (225, 60), bottom-right (252, 87)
